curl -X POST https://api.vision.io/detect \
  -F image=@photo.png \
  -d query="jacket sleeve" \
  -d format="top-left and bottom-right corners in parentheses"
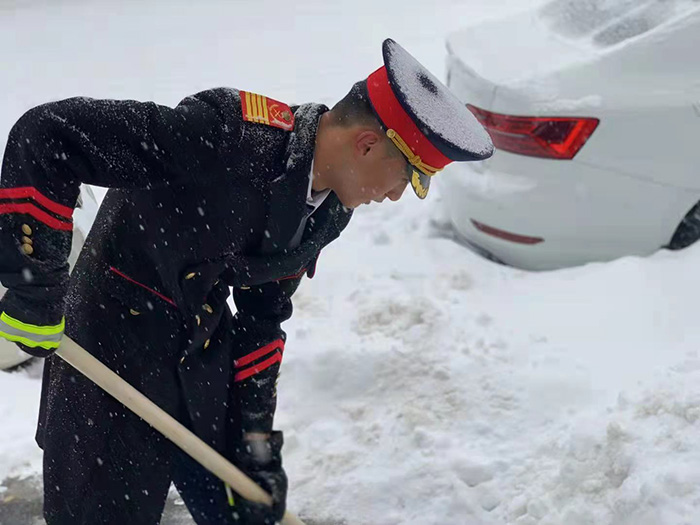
top-left (0, 89), bottom-right (244, 352)
top-left (228, 277), bottom-right (302, 437)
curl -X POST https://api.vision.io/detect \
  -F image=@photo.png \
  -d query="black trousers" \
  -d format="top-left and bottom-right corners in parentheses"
top-left (38, 269), bottom-right (245, 524)
top-left (40, 357), bottom-right (250, 525)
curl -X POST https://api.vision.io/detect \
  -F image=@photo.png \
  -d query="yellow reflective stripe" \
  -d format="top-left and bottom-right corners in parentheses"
top-left (1, 312), bottom-right (65, 335)
top-left (262, 95), bottom-right (270, 124)
top-left (0, 330), bottom-right (61, 349)
top-left (224, 483), bottom-right (235, 507)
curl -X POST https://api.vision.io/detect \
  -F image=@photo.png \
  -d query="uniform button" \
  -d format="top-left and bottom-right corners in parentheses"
top-left (204, 339), bottom-right (210, 350)
top-left (21, 236), bottom-right (33, 245)
top-left (195, 314), bottom-right (201, 326)
top-left (129, 309), bottom-right (141, 316)
top-left (21, 224), bottom-right (32, 236)
top-left (21, 243), bottom-right (34, 255)
top-left (214, 279), bottom-right (220, 285)
top-left (180, 356), bottom-right (186, 364)
top-left (185, 272), bottom-right (197, 280)
top-left (203, 304), bottom-right (213, 314)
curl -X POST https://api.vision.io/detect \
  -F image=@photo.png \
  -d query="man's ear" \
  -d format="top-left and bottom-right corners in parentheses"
top-left (355, 130), bottom-right (381, 157)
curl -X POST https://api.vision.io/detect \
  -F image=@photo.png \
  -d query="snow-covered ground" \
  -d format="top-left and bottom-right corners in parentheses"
top-left (3, 1), bottom-right (700, 524)
top-left (281, 201), bottom-right (700, 525)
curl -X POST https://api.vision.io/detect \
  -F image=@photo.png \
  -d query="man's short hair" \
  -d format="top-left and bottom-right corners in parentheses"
top-left (330, 81), bottom-right (383, 129)
top-left (331, 81), bottom-right (407, 164)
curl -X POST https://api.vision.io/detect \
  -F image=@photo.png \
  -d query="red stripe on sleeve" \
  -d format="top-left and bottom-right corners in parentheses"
top-left (234, 339), bottom-right (285, 368)
top-left (0, 187), bottom-right (74, 219)
top-left (234, 351), bottom-right (282, 382)
top-left (0, 203), bottom-right (73, 231)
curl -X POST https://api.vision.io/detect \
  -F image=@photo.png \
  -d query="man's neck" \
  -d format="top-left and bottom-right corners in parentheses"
top-left (311, 112), bottom-right (333, 193)
top-left (311, 170), bottom-right (326, 193)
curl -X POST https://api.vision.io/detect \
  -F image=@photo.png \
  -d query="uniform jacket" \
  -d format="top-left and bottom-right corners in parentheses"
top-left (0, 88), bottom-right (353, 455)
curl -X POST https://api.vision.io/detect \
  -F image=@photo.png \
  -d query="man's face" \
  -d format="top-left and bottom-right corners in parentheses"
top-left (335, 130), bottom-right (411, 209)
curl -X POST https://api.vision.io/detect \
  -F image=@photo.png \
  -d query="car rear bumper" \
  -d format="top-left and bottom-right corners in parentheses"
top-left (439, 152), bottom-right (700, 270)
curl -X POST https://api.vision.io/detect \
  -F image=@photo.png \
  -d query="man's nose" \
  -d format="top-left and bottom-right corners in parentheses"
top-left (387, 181), bottom-right (408, 202)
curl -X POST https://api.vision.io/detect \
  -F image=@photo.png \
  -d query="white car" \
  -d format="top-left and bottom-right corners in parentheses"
top-left (0, 185), bottom-right (99, 370)
top-left (439, 0), bottom-right (700, 270)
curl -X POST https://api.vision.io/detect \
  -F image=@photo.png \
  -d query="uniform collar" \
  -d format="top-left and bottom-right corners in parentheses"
top-left (306, 159), bottom-right (331, 210)
top-left (258, 103), bottom-right (329, 254)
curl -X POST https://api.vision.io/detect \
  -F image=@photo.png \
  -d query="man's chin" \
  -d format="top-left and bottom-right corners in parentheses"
top-left (337, 195), bottom-right (359, 209)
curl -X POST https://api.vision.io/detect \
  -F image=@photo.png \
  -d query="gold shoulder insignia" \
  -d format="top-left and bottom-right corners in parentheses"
top-left (240, 91), bottom-right (295, 131)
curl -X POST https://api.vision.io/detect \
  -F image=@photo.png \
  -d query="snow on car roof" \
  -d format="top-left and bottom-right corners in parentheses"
top-left (539, 0), bottom-right (700, 48)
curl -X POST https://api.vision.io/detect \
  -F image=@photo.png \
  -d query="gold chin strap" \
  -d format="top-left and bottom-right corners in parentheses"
top-left (386, 129), bottom-right (442, 177)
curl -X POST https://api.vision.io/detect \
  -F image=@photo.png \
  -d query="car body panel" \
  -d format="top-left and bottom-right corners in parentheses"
top-left (446, 11), bottom-right (593, 87)
top-left (439, 157), bottom-right (700, 270)
top-left (442, 5), bottom-right (700, 270)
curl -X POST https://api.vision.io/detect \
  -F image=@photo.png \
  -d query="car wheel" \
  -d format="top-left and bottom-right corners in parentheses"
top-left (669, 201), bottom-right (700, 250)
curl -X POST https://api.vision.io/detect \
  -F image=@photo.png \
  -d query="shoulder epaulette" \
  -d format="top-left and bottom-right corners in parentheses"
top-left (240, 91), bottom-right (295, 131)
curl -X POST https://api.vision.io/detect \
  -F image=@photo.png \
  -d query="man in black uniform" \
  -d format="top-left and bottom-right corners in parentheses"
top-left (0, 39), bottom-right (492, 524)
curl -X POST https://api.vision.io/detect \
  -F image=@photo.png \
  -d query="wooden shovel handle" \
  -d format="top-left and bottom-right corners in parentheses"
top-left (56, 336), bottom-right (306, 525)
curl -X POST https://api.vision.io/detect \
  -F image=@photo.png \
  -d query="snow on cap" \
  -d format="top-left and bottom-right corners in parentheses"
top-left (366, 38), bottom-right (494, 199)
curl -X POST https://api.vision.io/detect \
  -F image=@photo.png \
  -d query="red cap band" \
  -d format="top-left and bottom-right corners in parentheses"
top-left (366, 66), bottom-right (452, 172)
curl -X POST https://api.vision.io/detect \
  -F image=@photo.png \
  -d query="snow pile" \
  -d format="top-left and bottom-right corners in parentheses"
top-left (276, 190), bottom-right (700, 524)
top-left (0, 362), bottom-right (43, 479)
top-left (539, 0), bottom-right (700, 48)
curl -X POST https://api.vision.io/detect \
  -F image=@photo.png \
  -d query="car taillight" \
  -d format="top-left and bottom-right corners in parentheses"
top-left (467, 104), bottom-right (599, 160)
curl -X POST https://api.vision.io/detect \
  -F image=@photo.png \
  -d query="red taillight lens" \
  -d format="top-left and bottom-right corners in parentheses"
top-left (467, 104), bottom-right (599, 160)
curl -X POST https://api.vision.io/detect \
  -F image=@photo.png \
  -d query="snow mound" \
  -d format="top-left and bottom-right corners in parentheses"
top-left (277, 193), bottom-right (700, 524)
